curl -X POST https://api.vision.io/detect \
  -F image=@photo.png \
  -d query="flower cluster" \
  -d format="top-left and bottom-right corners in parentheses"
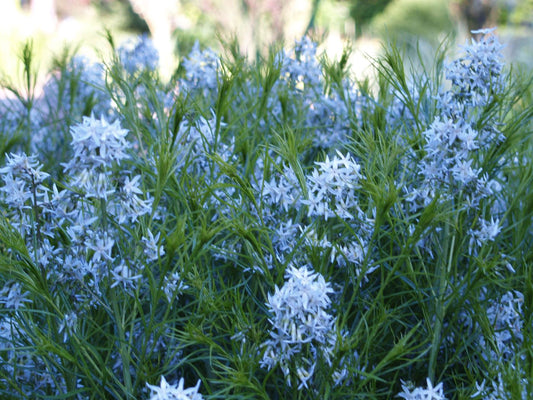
top-left (261, 265), bottom-right (340, 389)
top-left (147, 376), bottom-right (204, 400)
top-left (41, 55), bottom-right (111, 118)
top-left (279, 36), bottom-right (322, 92)
top-left (179, 41), bottom-right (220, 99)
top-left (397, 378), bottom-right (447, 400)
top-left (302, 151), bottom-right (363, 220)
top-left (261, 163), bottom-right (301, 213)
top-left (479, 290), bottom-right (524, 362)
top-left (0, 153), bottom-right (49, 205)
top-left (468, 217), bottom-right (501, 251)
top-left (274, 37), bottom-right (364, 149)
top-left (444, 28), bottom-right (504, 109)
top-left (118, 34), bottom-right (159, 74)
top-left (64, 115), bottom-right (153, 221)
top-left (471, 373), bottom-right (527, 400)
top-left (0, 153), bottom-right (49, 234)
top-left (0, 116), bottom-right (160, 300)
top-left (411, 115), bottom-right (500, 210)
top-left (403, 29), bottom-right (506, 258)
top-left (0, 112), bottom-right (181, 394)
top-left (258, 151), bottom-right (375, 282)
top-left (0, 281), bottom-right (33, 310)
top-left (65, 115), bottom-right (129, 172)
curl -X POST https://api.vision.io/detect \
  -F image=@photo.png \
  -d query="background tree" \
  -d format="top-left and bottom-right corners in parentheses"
top-left (450, 0), bottom-right (499, 33)
top-left (128, 0), bottom-right (180, 78)
top-left (349, 0), bottom-right (393, 37)
top-left (198, 0), bottom-right (316, 58)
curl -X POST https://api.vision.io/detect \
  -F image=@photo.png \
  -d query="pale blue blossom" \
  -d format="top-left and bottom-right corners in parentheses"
top-left (147, 376), bottom-right (204, 400)
top-left (58, 312), bottom-right (78, 342)
top-left (64, 115), bottom-right (130, 173)
top-left (0, 153), bottom-right (49, 215)
top-left (110, 264), bottom-right (143, 291)
top-left (468, 217), bottom-right (501, 252)
top-left (302, 151), bottom-right (363, 220)
top-left (0, 281), bottom-right (32, 310)
top-left (163, 271), bottom-right (188, 304)
top-left (87, 231), bottom-right (115, 263)
top-left (397, 378), bottom-right (447, 400)
top-left (142, 229), bottom-right (165, 261)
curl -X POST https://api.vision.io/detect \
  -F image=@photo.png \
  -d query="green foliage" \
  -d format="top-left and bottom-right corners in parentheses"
top-left (371, 0), bottom-right (454, 45)
top-left (92, 0), bottom-right (150, 33)
top-left (349, 0), bottom-right (394, 36)
top-left (509, 0), bottom-right (533, 26)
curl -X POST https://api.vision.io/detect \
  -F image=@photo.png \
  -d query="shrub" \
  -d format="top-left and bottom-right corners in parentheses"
top-left (0, 30), bottom-right (532, 399)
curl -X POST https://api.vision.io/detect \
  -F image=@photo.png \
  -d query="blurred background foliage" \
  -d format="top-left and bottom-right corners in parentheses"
top-left (0, 0), bottom-right (532, 84)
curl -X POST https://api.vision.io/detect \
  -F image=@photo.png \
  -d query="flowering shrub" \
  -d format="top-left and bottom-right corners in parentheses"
top-left (0, 29), bottom-right (532, 399)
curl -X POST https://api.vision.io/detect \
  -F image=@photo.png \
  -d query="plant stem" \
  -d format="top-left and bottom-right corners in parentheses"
top-left (428, 225), bottom-right (455, 383)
